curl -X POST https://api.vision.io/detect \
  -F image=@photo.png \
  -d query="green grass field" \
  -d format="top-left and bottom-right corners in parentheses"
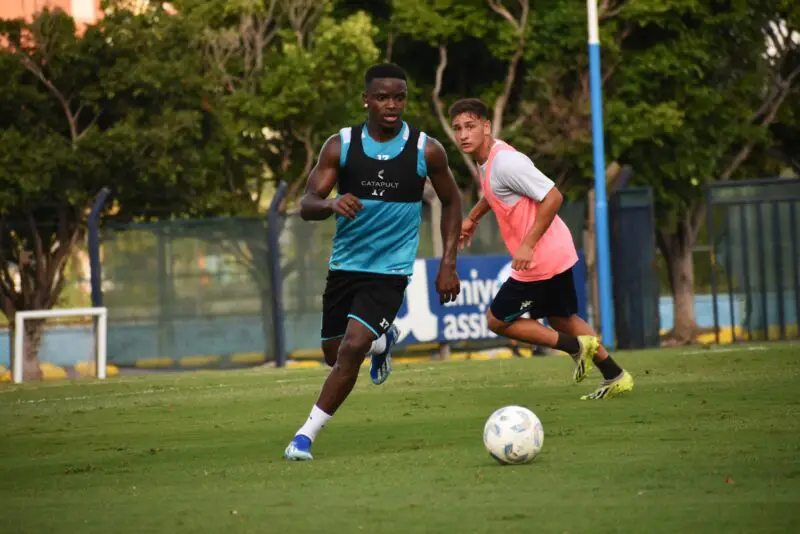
top-left (2, 344), bottom-right (800, 534)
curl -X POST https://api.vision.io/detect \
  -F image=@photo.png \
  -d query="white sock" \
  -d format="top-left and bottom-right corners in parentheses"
top-left (296, 405), bottom-right (332, 442)
top-left (369, 335), bottom-right (387, 355)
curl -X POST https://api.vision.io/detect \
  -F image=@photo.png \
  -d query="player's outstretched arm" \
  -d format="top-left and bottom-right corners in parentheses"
top-left (467, 196), bottom-right (491, 224)
top-left (299, 135), bottom-right (363, 221)
top-left (460, 196), bottom-right (491, 249)
top-left (425, 136), bottom-right (462, 303)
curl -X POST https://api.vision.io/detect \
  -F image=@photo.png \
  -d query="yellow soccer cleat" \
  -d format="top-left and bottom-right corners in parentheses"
top-left (572, 335), bottom-right (599, 384)
top-left (580, 370), bottom-right (634, 400)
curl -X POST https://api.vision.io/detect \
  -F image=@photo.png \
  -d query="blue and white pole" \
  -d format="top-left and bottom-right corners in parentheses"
top-left (587, 0), bottom-right (615, 347)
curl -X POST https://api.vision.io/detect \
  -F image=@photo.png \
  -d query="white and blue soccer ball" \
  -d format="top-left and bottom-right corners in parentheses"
top-left (483, 405), bottom-right (544, 465)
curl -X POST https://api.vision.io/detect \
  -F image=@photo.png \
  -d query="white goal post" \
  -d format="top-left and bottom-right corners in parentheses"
top-left (13, 307), bottom-right (108, 384)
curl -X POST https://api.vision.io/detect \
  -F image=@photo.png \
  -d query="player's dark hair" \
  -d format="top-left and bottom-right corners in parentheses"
top-left (364, 63), bottom-right (407, 90)
top-left (449, 98), bottom-right (489, 120)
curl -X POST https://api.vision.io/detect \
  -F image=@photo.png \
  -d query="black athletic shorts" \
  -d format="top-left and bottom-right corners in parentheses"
top-left (489, 268), bottom-right (578, 323)
top-left (321, 270), bottom-right (408, 340)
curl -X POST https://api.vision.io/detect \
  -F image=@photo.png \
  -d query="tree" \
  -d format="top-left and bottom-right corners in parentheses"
top-left (174, 0), bottom-right (381, 207)
top-left (388, 0), bottom-right (530, 186)
top-left (764, 13), bottom-right (800, 177)
top-left (608, 0), bottom-right (800, 344)
top-left (499, 0), bottom-right (635, 191)
top-left (386, 0), bottom-right (633, 193)
top-left (0, 6), bottom-right (230, 378)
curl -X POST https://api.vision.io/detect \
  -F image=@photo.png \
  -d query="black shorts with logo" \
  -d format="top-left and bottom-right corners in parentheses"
top-left (321, 270), bottom-right (408, 340)
top-left (489, 268), bottom-right (578, 323)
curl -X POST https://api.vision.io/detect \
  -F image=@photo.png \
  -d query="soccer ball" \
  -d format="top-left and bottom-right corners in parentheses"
top-left (483, 405), bottom-right (544, 465)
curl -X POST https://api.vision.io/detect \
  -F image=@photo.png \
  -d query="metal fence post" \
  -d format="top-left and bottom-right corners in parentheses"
top-left (706, 185), bottom-right (720, 344)
top-left (268, 182), bottom-right (289, 367)
top-left (88, 188), bottom-right (110, 371)
top-left (88, 187), bottom-right (110, 307)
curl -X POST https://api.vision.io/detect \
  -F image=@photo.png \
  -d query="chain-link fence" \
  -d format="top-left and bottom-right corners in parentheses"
top-left (101, 218), bottom-right (276, 367)
top-left (96, 196), bottom-right (588, 365)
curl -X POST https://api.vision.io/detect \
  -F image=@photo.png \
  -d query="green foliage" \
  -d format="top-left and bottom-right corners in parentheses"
top-left (176, 0), bottom-right (382, 205)
top-left (391, 0), bottom-right (495, 43)
top-left (608, 0), bottom-right (795, 224)
top-left (258, 12), bottom-right (380, 147)
top-left (0, 7), bottom-right (229, 223)
top-left (0, 6), bottom-right (230, 321)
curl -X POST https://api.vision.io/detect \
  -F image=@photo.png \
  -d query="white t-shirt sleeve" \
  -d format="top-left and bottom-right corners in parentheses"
top-left (492, 151), bottom-right (555, 202)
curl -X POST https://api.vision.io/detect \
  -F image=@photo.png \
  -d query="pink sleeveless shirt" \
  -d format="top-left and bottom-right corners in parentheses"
top-left (481, 140), bottom-right (578, 282)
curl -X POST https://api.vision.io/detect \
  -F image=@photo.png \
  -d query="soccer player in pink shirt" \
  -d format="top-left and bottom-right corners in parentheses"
top-left (450, 98), bottom-right (633, 400)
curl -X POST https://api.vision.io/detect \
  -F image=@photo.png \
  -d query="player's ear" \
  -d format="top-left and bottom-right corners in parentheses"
top-left (362, 91), bottom-right (368, 109)
top-left (483, 119), bottom-right (491, 135)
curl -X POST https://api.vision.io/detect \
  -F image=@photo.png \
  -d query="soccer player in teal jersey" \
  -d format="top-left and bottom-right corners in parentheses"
top-left (284, 63), bottom-right (462, 461)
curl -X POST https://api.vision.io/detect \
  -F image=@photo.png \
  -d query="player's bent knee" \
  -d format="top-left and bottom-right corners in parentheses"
top-left (546, 316), bottom-right (569, 331)
top-left (335, 337), bottom-right (370, 373)
top-left (487, 310), bottom-right (509, 334)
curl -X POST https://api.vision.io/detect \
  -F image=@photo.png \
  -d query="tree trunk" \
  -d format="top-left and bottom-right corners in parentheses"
top-left (666, 245), bottom-right (699, 344)
top-left (658, 215), bottom-right (702, 345)
top-left (21, 318), bottom-right (44, 380)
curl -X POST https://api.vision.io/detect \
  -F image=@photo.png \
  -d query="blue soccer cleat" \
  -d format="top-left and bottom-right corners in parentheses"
top-left (370, 324), bottom-right (399, 385)
top-left (283, 434), bottom-right (313, 461)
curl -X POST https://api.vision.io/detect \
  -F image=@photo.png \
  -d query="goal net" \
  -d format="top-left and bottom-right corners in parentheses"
top-left (12, 307), bottom-right (108, 384)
